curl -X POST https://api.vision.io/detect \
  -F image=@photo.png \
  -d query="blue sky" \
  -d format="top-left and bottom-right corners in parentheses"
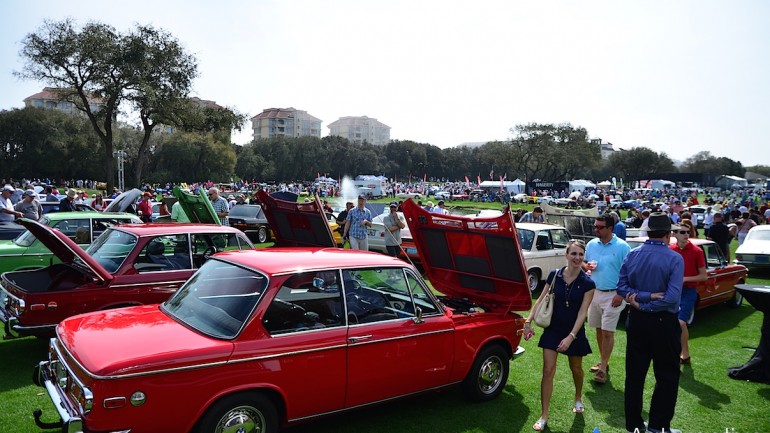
top-left (1, 0), bottom-right (768, 167)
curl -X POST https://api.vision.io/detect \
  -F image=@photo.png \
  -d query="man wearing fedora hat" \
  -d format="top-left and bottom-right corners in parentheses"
top-left (617, 212), bottom-right (685, 433)
top-left (59, 189), bottom-right (78, 212)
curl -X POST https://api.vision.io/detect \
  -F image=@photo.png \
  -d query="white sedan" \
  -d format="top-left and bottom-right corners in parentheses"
top-left (396, 192), bottom-right (422, 200)
top-left (735, 225), bottom-right (770, 268)
top-left (537, 196), bottom-right (556, 205)
top-left (516, 222), bottom-right (572, 292)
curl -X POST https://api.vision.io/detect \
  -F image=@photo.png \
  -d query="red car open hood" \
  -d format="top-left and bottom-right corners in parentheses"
top-left (400, 200), bottom-right (531, 312)
top-left (17, 218), bottom-right (112, 283)
top-left (256, 190), bottom-right (336, 248)
top-left (56, 305), bottom-right (233, 377)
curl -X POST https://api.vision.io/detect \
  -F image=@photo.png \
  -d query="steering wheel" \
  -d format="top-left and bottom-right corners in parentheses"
top-left (202, 246), bottom-right (217, 259)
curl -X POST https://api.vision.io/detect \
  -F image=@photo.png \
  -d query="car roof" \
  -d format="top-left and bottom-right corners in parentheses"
top-left (215, 247), bottom-right (407, 275)
top-left (110, 223), bottom-right (244, 236)
top-left (515, 222), bottom-right (566, 231)
top-left (42, 211), bottom-right (141, 220)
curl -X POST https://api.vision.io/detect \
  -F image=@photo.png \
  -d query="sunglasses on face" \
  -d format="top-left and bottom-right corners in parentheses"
top-left (673, 230), bottom-right (690, 235)
top-left (594, 225), bottom-right (606, 230)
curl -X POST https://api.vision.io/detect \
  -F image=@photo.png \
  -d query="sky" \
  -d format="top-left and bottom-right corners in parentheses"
top-left (1, 0), bottom-right (769, 168)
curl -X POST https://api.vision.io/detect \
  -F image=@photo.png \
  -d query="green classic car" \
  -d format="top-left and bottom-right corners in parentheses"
top-left (0, 211), bottom-right (142, 274)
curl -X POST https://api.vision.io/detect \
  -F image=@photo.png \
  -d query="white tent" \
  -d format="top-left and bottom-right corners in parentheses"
top-left (597, 180), bottom-right (612, 187)
top-left (568, 179), bottom-right (596, 192)
top-left (479, 180), bottom-right (525, 194)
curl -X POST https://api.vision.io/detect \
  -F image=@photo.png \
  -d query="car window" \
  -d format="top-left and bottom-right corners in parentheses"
top-left (702, 243), bottom-right (723, 267)
top-left (134, 235), bottom-right (193, 272)
top-left (517, 229), bottom-right (534, 250)
top-left (262, 271), bottom-right (344, 335)
top-left (190, 233), bottom-right (251, 267)
top-left (163, 260), bottom-right (267, 339)
top-left (535, 231), bottom-right (552, 250)
top-left (550, 229), bottom-right (571, 249)
top-left (342, 268), bottom-right (439, 325)
top-left (51, 218), bottom-right (91, 242)
top-left (87, 228), bottom-right (137, 273)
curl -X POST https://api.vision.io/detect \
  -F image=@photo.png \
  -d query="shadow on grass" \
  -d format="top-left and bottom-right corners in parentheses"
top-left (583, 378), bottom-right (626, 431)
top-left (757, 386), bottom-right (770, 400)
top-left (688, 303), bottom-right (757, 339)
top-left (285, 385), bottom-right (529, 433)
top-left (679, 366), bottom-right (731, 409)
top-left (0, 337), bottom-right (49, 392)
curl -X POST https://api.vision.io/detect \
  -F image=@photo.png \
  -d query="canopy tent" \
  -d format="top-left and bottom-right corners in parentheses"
top-left (597, 180), bottom-right (612, 187)
top-left (478, 180), bottom-right (525, 194)
top-left (568, 179), bottom-right (596, 192)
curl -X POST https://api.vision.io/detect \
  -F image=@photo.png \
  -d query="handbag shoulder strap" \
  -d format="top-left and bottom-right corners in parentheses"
top-left (546, 268), bottom-right (559, 293)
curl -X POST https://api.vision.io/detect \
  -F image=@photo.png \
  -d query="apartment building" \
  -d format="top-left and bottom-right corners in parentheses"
top-left (328, 116), bottom-right (390, 146)
top-left (23, 87), bottom-right (105, 114)
top-left (591, 138), bottom-right (617, 160)
top-left (251, 107), bottom-right (322, 140)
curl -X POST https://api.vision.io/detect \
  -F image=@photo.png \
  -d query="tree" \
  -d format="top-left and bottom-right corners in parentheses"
top-left (681, 151), bottom-right (745, 176)
top-left (16, 19), bottom-right (200, 190)
top-left (607, 147), bottom-right (675, 181)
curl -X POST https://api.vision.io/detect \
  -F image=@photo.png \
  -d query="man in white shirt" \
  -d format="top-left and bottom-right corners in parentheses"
top-left (0, 185), bottom-right (23, 222)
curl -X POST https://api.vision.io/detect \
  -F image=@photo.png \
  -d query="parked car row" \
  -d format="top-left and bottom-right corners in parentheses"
top-left (20, 196), bottom-right (530, 433)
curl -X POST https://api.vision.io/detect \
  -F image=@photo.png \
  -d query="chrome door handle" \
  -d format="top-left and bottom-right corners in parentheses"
top-left (348, 335), bottom-right (372, 343)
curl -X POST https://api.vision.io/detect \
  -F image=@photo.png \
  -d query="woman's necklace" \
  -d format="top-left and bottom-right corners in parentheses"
top-left (563, 269), bottom-right (579, 308)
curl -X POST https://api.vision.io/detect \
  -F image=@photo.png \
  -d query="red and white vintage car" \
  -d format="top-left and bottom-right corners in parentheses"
top-left (32, 199), bottom-right (532, 433)
top-left (0, 220), bottom-right (253, 339)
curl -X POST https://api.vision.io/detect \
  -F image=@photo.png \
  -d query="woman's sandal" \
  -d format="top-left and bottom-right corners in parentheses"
top-left (572, 401), bottom-right (585, 414)
top-left (533, 418), bottom-right (547, 431)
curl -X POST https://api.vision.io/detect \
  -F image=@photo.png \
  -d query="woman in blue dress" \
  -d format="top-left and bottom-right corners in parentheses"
top-left (523, 239), bottom-right (595, 431)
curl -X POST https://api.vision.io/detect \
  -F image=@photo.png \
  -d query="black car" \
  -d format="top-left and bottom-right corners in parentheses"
top-left (227, 204), bottom-right (271, 243)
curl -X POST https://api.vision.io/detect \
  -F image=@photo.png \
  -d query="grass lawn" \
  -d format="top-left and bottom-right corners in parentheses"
top-left (2, 206), bottom-right (769, 432)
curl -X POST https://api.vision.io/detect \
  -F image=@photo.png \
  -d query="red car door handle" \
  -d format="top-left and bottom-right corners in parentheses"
top-left (348, 335), bottom-right (372, 343)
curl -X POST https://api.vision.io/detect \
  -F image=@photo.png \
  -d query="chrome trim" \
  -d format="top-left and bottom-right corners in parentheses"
top-left (41, 373), bottom-right (84, 433)
top-left (699, 291), bottom-right (737, 302)
top-left (288, 381), bottom-right (461, 423)
top-left (108, 280), bottom-right (187, 289)
top-left (0, 253), bottom-right (52, 258)
top-left (345, 328), bottom-right (454, 346)
top-left (52, 342), bottom-right (93, 413)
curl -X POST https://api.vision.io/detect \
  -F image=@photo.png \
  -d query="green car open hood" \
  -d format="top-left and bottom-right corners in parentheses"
top-left (172, 186), bottom-right (221, 225)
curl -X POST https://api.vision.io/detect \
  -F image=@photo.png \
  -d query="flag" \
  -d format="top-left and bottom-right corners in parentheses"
top-left (489, 169), bottom-right (494, 179)
top-left (477, 175), bottom-right (482, 186)
top-left (465, 176), bottom-right (470, 189)
top-left (500, 175), bottom-right (504, 192)
top-left (423, 173), bottom-right (426, 183)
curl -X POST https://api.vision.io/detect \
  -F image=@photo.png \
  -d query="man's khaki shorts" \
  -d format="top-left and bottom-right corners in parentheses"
top-left (588, 290), bottom-right (626, 331)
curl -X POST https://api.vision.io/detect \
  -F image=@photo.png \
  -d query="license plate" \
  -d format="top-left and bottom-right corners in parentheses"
top-left (367, 229), bottom-right (376, 237)
top-left (406, 247), bottom-right (418, 255)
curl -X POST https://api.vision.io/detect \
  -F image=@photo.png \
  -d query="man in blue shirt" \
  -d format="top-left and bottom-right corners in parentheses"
top-left (585, 214), bottom-right (631, 384)
top-left (519, 206), bottom-right (544, 223)
top-left (343, 195), bottom-right (373, 251)
top-left (617, 212), bottom-right (684, 433)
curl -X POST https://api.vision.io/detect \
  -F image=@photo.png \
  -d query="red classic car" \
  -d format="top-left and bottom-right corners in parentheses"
top-left (626, 237), bottom-right (748, 324)
top-left (0, 219), bottom-right (253, 339)
top-left (32, 199), bottom-right (531, 433)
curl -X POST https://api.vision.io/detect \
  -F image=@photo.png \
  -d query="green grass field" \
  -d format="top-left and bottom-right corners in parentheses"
top-left (2, 197), bottom-right (769, 433)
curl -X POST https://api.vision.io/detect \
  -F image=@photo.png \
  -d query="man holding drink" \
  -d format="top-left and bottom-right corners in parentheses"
top-left (584, 214), bottom-right (631, 384)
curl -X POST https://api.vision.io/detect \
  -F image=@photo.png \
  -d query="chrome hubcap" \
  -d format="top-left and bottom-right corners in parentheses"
top-left (478, 355), bottom-right (503, 394)
top-left (216, 405), bottom-right (265, 433)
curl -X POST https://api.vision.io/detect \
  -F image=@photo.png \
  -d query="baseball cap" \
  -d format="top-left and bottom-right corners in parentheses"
top-left (389, 201), bottom-right (398, 207)
top-left (357, 195), bottom-right (366, 200)
top-left (23, 189), bottom-right (37, 197)
top-left (2, 185), bottom-right (15, 192)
